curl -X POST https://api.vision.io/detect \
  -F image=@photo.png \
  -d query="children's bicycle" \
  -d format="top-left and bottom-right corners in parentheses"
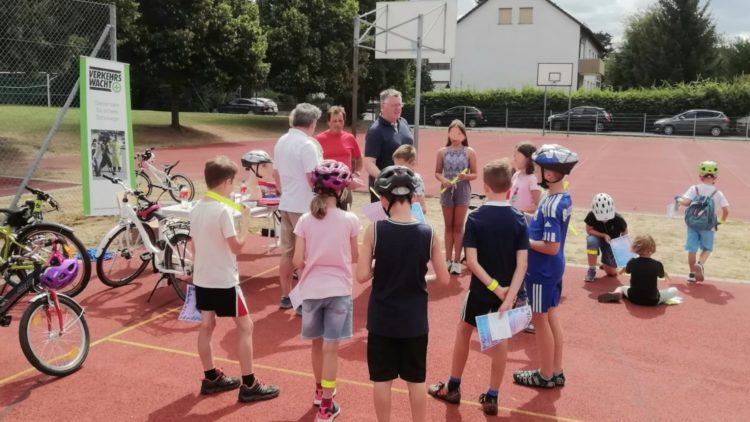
top-left (95, 174), bottom-right (192, 301)
top-left (135, 147), bottom-right (195, 202)
top-left (0, 251), bottom-right (90, 376)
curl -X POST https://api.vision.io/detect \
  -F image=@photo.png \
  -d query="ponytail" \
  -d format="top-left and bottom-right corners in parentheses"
top-left (311, 194), bottom-right (329, 219)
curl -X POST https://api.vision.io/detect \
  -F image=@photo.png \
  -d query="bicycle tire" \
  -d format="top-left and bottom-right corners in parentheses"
top-left (96, 224), bottom-right (155, 287)
top-left (164, 232), bottom-right (193, 301)
top-left (136, 171), bottom-right (153, 198)
top-left (19, 295), bottom-right (89, 376)
top-left (15, 224), bottom-right (92, 298)
top-left (167, 174), bottom-right (195, 202)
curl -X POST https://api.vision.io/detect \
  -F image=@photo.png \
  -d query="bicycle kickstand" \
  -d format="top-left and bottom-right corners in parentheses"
top-left (147, 274), bottom-right (170, 303)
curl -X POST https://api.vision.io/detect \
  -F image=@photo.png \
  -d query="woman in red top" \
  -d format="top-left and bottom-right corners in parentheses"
top-left (315, 106), bottom-right (363, 209)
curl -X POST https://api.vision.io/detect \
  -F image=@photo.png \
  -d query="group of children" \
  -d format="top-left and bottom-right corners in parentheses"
top-left (187, 119), bottom-right (730, 421)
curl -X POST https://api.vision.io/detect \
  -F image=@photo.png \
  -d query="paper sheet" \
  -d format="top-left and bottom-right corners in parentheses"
top-left (610, 235), bottom-right (638, 268)
top-left (288, 284), bottom-right (302, 310)
top-left (475, 305), bottom-right (532, 351)
top-left (178, 285), bottom-right (202, 322)
top-left (666, 201), bottom-right (679, 218)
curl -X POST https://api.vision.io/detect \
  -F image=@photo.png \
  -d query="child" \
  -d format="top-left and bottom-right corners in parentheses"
top-left (292, 160), bottom-right (360, 422)
top-left (510, 142), bottom-right (541, 218)
top-left (584, 193), bottom-right (628, 282)
top-left (598, 235), bottom-right (679, 305)
top-left (190, 156), bottom-right (279, 402)
top-left (357, 166), bottom-right (450, 422)
top-left (513, 144), bottom-right (578, 389)
top-left (674, 161), bottom-right (730, 282)
top-left (435, 120), bottom-right (478, 275)
top-left (428, 158), bottom-right (528, 416)
top-left (392, 144), bottom-right (427, 214)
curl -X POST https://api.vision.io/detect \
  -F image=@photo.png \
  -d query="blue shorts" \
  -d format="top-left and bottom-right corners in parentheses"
top-left (685, 228), bottom-right (714, 253)
top-left (301, 296), bottom-right (353, 341)
top-left (586, 235), bottom-right (616, 267)
top-left (524, 278), bottom-right (562, 313)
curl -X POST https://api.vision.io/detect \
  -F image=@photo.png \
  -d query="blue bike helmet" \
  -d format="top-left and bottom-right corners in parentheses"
top-left (532, 144), bottom-right (578, 188)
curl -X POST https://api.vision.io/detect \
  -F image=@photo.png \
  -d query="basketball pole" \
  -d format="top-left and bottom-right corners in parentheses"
top-left (413, 14), bottom-right (424, 149)
top-left (542, 85), bottom-right (548, 136)
top-left (567, 85), bottom-right (572, 137)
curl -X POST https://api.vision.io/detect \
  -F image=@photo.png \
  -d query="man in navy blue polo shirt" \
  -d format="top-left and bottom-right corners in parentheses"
top-left (364, 88), bottom-right (414, 202)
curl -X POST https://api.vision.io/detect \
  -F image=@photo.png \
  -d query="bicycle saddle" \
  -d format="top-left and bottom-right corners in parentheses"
top-left (0, 207), bottom-right (33, 230)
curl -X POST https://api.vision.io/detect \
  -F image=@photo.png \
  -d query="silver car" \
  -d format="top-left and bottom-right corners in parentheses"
top-left (654, 109), bottom-right (730, 137)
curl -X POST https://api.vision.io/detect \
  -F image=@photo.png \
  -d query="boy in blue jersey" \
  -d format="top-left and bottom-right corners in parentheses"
top-left (513, 144), bottom-right (578, 389)
top-left (427, 158), bottom-right (528, 416)
top-left (357, 165), bottom-right (449, 422)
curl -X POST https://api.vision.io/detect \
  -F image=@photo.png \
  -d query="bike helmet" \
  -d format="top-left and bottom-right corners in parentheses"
top-left (374, 165), bottom-right (418, 216)
top-left (532, 144), bottom-right (578, 188)
top-left (591, 193), bottom-right (615, 222)
top-left (40, 258), bottom-right (79, 290)
top-left (310, 160), bottom-right (352, 192)
top-left (241, 150), bottom-right (273, 178)
top-left (698, 160), bottom-right (718, 176)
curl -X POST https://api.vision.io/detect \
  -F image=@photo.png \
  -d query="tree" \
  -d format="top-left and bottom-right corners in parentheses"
top-left (593, 31), bottom-right (614, 59)
top-left (724, 38), bottom-right (750, 78)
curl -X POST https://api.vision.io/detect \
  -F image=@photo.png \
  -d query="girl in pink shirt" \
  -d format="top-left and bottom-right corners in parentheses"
top-left (292, 160), bottom-right (361, 421)
top-left (510, 142), bottom-right (542, 218)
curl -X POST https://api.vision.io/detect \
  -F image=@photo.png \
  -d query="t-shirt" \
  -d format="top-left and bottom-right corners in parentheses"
top-left (368, 219), bottom-right (433, 338)
top-left (189, 200), bottom-right (239, 289)
top-left (584, 212), bottom-right (627, 239)
top-left (681, 183), bottom-right (730, 210)
top-left (624, 257), bottom-right (665, 306)
top-left (413, 172), bottom-right (425, 197)
top-left (274, 128), bottom-right (323, 213)
top-left (364, 116), bottom-right (414, 181)
top-left (315, 130), bottom-right (362, 172)
top-left (526, 192), bottom-right (572, 283)
top-left (463, 202), bottom-right (529, 304)
top-left (293, 209), bottom-right (361, 300)
top-left (510, 172), bottom-right (541, 212)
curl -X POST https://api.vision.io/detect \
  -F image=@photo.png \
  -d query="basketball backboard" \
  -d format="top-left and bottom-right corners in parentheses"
top-left (537, 63), bottom-right (573, 87)
top-left (374, 0), bottom-right (456, 59)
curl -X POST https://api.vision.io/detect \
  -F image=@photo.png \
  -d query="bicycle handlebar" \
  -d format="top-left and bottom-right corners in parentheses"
top-left (102, 174), bottom-right (153, 204)
top-left (24, 186), bottom-right (59, 211)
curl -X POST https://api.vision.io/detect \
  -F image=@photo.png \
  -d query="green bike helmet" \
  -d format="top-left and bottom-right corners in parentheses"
top-left (698, 161), bottom-right (718, 176)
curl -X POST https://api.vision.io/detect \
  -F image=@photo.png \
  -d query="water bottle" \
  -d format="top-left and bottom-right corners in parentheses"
top-left (179, 185), bottom-right (189, 209)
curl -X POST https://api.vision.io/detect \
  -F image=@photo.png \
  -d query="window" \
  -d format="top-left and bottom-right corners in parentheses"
top-left (697, 111), bottom-right (718, 118)
top-left (498, 8), bottom-right (512, 25)
top-left (519, 7), bottom-right (533, 24)
top-left (428, 62), bottom-right (450, 71)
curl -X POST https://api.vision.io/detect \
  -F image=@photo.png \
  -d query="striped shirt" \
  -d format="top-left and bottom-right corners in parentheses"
top-left (526, 192), bottom-right (571, 283)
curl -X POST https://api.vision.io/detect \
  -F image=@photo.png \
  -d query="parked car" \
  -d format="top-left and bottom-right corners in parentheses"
top-left (736, 115), bottom-right (749, 136)
top-left (653, 109), bottom-right (729, 137)
top-left (217, 97), bottom-right (278, 115)
top-left (547, 106), bottom-right (613, 132)
top-left (429, 106), bottom-right (486, 127)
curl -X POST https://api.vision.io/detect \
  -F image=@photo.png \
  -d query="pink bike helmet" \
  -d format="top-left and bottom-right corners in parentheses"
top-left (40, 258), bottom-right (79, 290)
top-left (309, 160), bottom-right (352, 192)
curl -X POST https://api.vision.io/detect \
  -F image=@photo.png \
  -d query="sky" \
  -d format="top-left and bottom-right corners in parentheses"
top-left (457, 0), bottom-right (750, 44)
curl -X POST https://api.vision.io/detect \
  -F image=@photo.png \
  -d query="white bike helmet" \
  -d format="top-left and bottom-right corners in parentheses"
top-left (591, 193), bottom-right (615, 222)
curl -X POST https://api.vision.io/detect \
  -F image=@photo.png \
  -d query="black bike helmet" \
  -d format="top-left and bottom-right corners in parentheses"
top-left (241, 150), bottom-right (273, 178)
top-left (374, 165), bottom-right (417, 216)
top-left (532, 144), bottom-right (578, 188)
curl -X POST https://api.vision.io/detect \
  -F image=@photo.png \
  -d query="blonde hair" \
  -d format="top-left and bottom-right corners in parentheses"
top-left (327, 105), bottom-right (346, 122)
top-left (204, 156), bottom-right (238, 188)
top-left (631, 234), bottom-right (656, 256)
top-left (483, 158), bottom-right (513, 193)
top-left (310, 191), bottom-right (339, 219)
top-left (392, 144), bottom-right (417, 162)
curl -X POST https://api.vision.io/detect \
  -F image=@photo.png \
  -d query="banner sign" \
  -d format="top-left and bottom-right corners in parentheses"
top-left (79, 56), bottom-right (134, 216)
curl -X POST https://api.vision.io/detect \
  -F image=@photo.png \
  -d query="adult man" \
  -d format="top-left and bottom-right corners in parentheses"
top-left (273, 103), bottom-right (323, 310)
top-left (364, 89), bottom-right (414, 202)
top-left (315, 106), bottom-right (363, 209)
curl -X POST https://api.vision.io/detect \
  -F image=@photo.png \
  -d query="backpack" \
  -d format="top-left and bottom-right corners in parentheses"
top-left (684, 186), bottom-right (718, 231)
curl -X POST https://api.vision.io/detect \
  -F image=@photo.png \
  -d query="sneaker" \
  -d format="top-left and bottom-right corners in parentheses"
top-left (200, 368), bottom-right (241, 395)
top-left (238, 379), bottom-right (280, 402)
top-left (449, 262), bottom-right (461, 275)
top-left (279, 296), bottom-right (293, 309)
top-left (315, 401), bottom-right (341, 421)
top-left (597, 292), bottom-right (622, 303)
top-left (478, 393), bottom-right (498, 416)
top-left (553, 372), bottom-right (566, 387)
top-left (687, 272), bottom-right (696, 283)
top-left (694, 263), bottom-right (705, 282)
top-left (524, 323), bottom-right (535, 334)
top-left (584, 268), bottom-right (596, 282)
top-left (313, 388), bottom-right (337, 406)
top-left (513, 369), bottom-right (555, 389)
top-left (427, 381), bottom-right (461, 404)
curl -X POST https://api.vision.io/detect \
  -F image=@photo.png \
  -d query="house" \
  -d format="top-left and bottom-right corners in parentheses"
top-left (428, 0), bottom-right (605, 91)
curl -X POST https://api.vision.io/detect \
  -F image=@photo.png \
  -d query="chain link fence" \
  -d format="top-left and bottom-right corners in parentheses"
top-left (0, 0), bottom-right (115, 219)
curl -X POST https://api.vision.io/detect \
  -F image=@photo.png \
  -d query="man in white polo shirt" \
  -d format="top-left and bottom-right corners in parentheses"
top-left (273, 103), bottom-right (323, 310)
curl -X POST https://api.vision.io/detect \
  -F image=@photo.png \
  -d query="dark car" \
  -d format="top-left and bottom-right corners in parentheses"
top-left (217, 97), bottom-right (278, 115)
top-left (429, 106), bottom-right (486, 127)
top-left (653, 109), bottom-right (729, 137)
top-left (547, 106), bottom-right (612, 132)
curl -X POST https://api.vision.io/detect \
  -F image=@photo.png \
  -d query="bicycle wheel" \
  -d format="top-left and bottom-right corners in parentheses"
top-left (167, 174), bottom-right (195, 202)
top-left (96, 224), bottom-right (155, 287)
top-left (19, 295), bottom-right (89, 376)
top-left (16, 224), bottom-right (92, 298)
top-left (136, 171), bottom-right (153, 198)
top-left (164, 232), bottom-right (193, 301)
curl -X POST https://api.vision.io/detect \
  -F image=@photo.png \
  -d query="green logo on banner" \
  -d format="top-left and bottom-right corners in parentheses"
top-left (111, 82), bottom-right (121, 93)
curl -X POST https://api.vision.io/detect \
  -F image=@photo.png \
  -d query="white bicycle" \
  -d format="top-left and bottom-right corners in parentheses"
top-left (95, 174), bottom-right (193, 301)
top-left (135, 147), bottom-right (195, 203)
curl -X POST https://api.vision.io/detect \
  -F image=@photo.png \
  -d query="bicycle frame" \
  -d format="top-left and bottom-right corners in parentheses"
top-left (1, 226), bottom-right (36, 274)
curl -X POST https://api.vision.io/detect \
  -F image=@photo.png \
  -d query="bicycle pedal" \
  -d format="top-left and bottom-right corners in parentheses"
top-left (140, 252), bottom-right (154, 261)
top-left (0, 315), bottom-right (11, 327)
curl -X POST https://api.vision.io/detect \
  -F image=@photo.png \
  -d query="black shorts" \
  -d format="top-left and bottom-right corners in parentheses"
top-left (460, 289), bottom-right (502, 327)
top-left (195, 285), bottom-right (248, 317)
top-left (367, 333), bottom-right (428, 383)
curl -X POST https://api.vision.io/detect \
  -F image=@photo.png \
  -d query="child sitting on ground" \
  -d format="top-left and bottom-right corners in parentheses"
top-left (584, 193), bottom-right (628, 282)
top-left (598, 235), bottom-right (679, 305)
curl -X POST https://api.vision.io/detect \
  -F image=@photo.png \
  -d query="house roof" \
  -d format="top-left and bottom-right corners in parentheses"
top-left (457, 0), bottom-right (606, 53)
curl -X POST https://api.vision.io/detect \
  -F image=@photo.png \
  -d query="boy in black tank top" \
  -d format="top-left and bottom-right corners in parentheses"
top-left (357, 166), bottom-right (450, 422)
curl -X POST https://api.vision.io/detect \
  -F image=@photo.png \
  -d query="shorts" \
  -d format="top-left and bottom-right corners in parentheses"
top-left (367, 333), bottom-right (428, 383)
top-left (440, 181), bottom-right (471, 207)
top-left (301, 296), bottom-right (353, 341)
top-left (195, 285), bottom-right (248, 317)
top-left (460, 290), bottom-right (502, 327)
top-left (586, 235), bottom-right (617, 267)
top-left (279, 211), bottom-right (302, 257)
top-left (524, 278), bottom-right (562, 313)
top-left (685, 227), bottom-right (714, 252)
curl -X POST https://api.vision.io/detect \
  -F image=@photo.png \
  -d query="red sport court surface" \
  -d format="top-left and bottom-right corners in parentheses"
top-left (1, 130), bottom-right (748, 421)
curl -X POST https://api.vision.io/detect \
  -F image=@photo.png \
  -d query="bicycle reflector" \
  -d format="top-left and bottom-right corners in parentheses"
top-left (40, 259), bottom-right (79, 290)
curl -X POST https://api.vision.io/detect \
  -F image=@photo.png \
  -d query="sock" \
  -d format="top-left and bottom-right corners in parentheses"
top-left (242, 373), bottom-right (256, 387)
top-left (486, 388), bottom-right (498, 398)
top-left (448, 376), bottom-right (461, 391)
top-left (316, 382), bottom-right (323, 391)
top-left (321, 397), bottom-right (333, 409)
top-left (204, 368), bottom-right (218, 380)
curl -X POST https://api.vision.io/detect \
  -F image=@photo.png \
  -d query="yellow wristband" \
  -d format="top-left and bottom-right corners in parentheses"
top-left (487, 279), bottom-right (499, 292)
top-left (719, 218), bottom-right (726, 224)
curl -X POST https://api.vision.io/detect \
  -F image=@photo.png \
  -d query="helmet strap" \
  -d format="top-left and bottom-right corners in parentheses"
top-left (538, 167), bottom-right (562, 189)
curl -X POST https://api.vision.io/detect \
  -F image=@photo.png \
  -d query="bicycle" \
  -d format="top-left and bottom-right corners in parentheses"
top-left (135, 147), bottom-right (195, 203)
top-left (0, 186), bottom-right (91, 297)
top-left (95, 174), bottom-right (193, 301)
top-left (0, 251), bottom-right (90, 377)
